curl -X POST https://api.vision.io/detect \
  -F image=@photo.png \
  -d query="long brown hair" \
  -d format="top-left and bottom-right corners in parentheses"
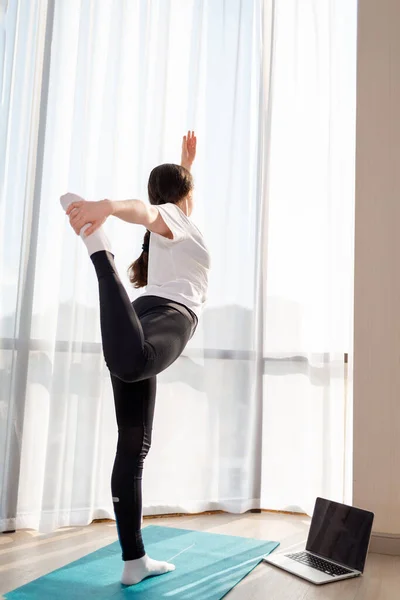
top-left (128, 164), bottom-right (193, 288)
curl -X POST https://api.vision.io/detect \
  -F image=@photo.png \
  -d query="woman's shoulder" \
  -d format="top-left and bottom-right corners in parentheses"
top-left (160, 203), bottom-right (201, 233)
top-left (157, 202), bottom-right (188, 224)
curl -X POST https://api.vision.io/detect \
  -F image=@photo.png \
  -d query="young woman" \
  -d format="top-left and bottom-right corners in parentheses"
top-left (60, 132), bottom-right (210, 586)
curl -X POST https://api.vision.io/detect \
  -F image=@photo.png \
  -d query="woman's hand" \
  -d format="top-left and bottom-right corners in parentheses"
top-left (181, 130), bottom-right (197, 170)
top-left (66, 199), bottom-right (112, 236)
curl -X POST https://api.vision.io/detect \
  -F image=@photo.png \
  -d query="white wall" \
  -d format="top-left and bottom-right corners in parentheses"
top-left (353, 0), bottom-right (400, 544)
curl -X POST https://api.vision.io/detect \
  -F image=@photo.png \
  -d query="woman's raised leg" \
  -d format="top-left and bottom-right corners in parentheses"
top-left (90, 250), bottom-right (149, 381)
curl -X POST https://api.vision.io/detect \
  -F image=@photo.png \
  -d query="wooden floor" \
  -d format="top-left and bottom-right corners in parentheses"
top-left (1, 512), bottom-right (399, 599)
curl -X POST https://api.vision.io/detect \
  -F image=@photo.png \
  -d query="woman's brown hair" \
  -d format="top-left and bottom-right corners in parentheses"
top-left (128, 163), bottom-right (193, 288)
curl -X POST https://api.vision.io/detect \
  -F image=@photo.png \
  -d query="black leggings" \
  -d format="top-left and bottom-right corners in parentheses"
top-left (91, 251), bottom-right (197, 561)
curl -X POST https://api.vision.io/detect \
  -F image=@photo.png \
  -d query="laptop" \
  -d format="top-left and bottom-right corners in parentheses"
top-left (263, 497), bottom-right (374, 585)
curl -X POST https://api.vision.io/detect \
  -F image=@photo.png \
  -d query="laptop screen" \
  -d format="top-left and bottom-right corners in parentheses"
top-left (306, 497), bottom-right (374, 573)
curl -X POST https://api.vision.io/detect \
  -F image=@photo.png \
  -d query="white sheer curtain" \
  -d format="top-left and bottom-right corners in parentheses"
top-left (260, 0), bottom-right (357, 514)
top-left (0, 0), bottom-right (356, 534)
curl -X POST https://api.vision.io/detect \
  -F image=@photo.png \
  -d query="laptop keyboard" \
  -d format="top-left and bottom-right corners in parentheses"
top-left (286, 552), bottom-right (353, 577)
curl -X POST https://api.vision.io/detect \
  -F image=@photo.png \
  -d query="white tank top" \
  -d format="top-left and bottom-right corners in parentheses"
top-left (141, 203), bottom-right (210, 318)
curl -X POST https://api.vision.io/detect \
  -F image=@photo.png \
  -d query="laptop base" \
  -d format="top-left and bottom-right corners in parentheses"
top-left (263, 551), bottom-right (361, 585)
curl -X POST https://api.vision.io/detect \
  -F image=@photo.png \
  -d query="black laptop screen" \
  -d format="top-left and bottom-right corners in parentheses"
top-left (306, 498), bottom-right (374, 573)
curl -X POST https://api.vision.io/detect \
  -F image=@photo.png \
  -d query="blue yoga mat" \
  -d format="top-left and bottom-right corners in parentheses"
top-left (5, 525), bottom-right (279, 600)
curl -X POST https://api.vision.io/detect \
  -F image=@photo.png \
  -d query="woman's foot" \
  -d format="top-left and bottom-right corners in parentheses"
top-left (121, 554), bottom-right (176, 586)
top-left (60, 193), bottom-right (112, 256)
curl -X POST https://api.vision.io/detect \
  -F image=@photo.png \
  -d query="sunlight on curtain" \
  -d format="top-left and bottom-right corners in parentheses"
top-left (261, 0), bottom-right (357, 513)
top-left (1, 0), bottom-right (267, 532)
top-left (0, 0), bottom-right (357, 533)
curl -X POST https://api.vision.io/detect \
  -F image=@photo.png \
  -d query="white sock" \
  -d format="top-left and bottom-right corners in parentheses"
top-left (121, 554), bottom-right (175, 586)
top-left (60, 193), bottom-right (112, 256)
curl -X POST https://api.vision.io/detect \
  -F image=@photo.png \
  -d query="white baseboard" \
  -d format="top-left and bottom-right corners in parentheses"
top-left (369, 532), bottom-right (400, 556)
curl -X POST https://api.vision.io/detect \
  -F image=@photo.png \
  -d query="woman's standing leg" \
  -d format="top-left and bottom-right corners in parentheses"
top-left (110, 374), bottom-right (175, 585)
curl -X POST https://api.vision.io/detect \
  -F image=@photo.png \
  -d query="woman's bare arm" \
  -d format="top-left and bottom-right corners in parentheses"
top-left (66, 131), bottom-right (196, 237)
top-left (66, 198), bottom-right (171, 238)
top-left (108, 200), bottom-right (171, 237)
top-left (181, 130), bottom-right (197, 171)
